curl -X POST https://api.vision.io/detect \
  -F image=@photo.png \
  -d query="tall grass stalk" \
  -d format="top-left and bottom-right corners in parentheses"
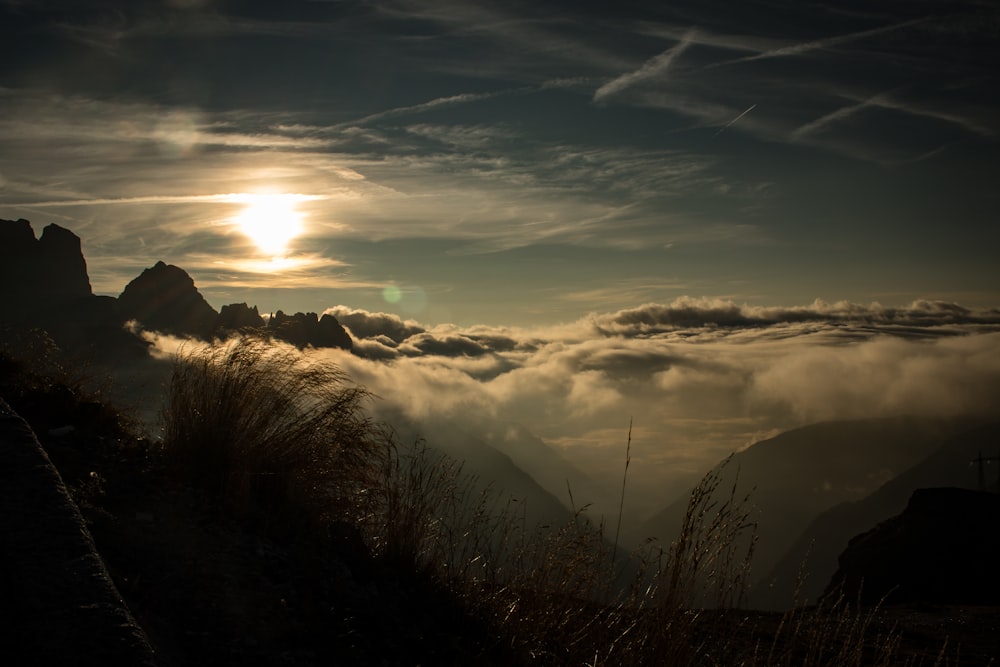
top-left (611, 417), bottom-right (632, 574)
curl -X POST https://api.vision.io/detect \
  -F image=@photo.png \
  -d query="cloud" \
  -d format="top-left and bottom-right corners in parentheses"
top-left (792, 97), bottom-right (877, 140)
top-left (14, 193), bottom-right (335, 209)
top-left (844, 91), bottom-right (995, 139)
top-left (133, 298), bottom-right (1000, 522)
top-left (751, 332), bottom-right (1000, 421)
top-left (593, 30), bottom-right (696, 103)
top-left (343, 89), bottom-right (528, 128)
top-left (398, 332), bottom-right (492, 358)
top-left (590, 297), bottom-right (1000, 337)
top-left (1, 86), bottom-right (746, 281)
top-left (324, 306), bottom-right (425, 342)
top-left (709, 17), bottom-right (929, 69)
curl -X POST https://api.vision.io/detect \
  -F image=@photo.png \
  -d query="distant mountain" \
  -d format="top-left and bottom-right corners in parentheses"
top-left (476, 420), bottom-right (614, 515)
top-left (378, 411), bottom-right (579, 530)
top-left (268, 310), bottom-right (353, 351)
top-left (1, 218), bottom-right (91, 310)
top-left (827, 486), bottom-right (1000, 606)
top-left (630, 416), bottom-right (983, 609)
top-left (1, 218), bottom-right (352, 353)
top-left (0, 218), bottom-right (144, 360)
top-left (760, 420), bottom-right (1000, 609)
top-left (218, 303), bottom-right (265, 330)
top-left (119, 261), bottom-right (220, 340)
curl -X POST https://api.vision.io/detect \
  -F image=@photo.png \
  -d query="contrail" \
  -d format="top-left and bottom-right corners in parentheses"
top-left (14, 193), bottom-right (333, 207)
top-left (712, 104), bottom-right (756, 137)
top-left (593, 30), bottom-right (696, 103)
top-left (339, 87), bottom-right (534, 129)
top-left (705, 17), bottom-right (927, 70)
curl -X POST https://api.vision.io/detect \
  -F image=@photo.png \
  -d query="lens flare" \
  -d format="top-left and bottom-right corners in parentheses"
top-left (382, 285), bottom-right (402, 303)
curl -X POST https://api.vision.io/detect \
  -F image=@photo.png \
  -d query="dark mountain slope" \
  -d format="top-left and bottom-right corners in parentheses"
top-left (828, 486), bottom-right (1000, 606)
top-left (633, 416), bottom-right (982, 609)
top-left (760, 421), bottom-right (1000, 609)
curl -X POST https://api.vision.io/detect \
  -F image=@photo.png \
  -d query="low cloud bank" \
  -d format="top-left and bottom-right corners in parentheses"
top-left (308, 299), bottom-right (1000, 515)
top-left (592, 298), bottom-right (1000, 336)
top-left (134, 298), bottom-right (1000, 518)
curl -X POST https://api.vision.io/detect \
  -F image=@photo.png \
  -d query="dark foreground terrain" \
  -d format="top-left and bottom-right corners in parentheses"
top-left (1, 351), bottom-right (997, 666)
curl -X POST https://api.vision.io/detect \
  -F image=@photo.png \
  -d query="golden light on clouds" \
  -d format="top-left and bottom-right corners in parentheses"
top-left (230, 193), bottom-right (307, 257)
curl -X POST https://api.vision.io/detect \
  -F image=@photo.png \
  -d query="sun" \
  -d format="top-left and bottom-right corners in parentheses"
top-left (231, 193), bottom-right (305, 256)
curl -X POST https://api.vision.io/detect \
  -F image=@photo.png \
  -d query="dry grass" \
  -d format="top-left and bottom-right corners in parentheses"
top-left (368, 439), bottom-right (927, 666)
top-left (366, 439), bottom-right (761, 665)
top-left (160, 336), bottom-right (381, 533)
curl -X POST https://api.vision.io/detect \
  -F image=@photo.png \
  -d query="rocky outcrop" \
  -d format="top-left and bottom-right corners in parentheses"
top-left (37, 222), bottom-right (93, 301)
top-left (0, 219), bottom-right (92, 313)
top-left (826, 487), bottom-right (1000, 605)
top-left (1, 218), bottom-right (354, 353)
top-left (218, 302), bottom-right (265, 331)
top-left (269, 311), bottom-right (353, 351)
top-left (118, 261), bottom-right (219, 340)
top-left (0, 219), bottom-right (146, 360)
top-left (0, 398), bottom-right (157, 665)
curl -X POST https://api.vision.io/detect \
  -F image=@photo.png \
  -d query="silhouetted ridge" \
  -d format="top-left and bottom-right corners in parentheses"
top-left (37, 223), bottom-right (92, 300)
top-left (827, 487), bottom-right (1000, 605)
top-left (118, 261), bottom-right (219, 340)
top-left (0, 218), bottom-right (146, 360)
top-left (762, 418), bottom-right (996, 609)
top-left (218, 302), bottom-right (265, 331)
top-left (269, 310), bottom-right (352, 351)
top-left (633, 416), bottom-right (982, 611)
top-left (0, 218), bottom-right (92, 311)
top-left (1, 218), bottom-right (358, 352)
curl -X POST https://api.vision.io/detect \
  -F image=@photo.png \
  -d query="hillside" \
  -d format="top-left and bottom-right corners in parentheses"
top-left (632, 416), bottom-right (985, 609)
top-left (828, 486), bottom-right (1000, 607)
top-left (761, 421), bottom-right (1000, 608)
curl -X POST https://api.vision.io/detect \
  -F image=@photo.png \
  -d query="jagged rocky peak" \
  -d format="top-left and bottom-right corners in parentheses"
top-left (268, 310), bottom-right (352, 351)
top-left (0, 218), bottom-right (92, 306)
top-left (38, 223), bottom-right (93, 300)
top-left (218, 302), bottom-right (265, 331)
top-left (119, 261), bottom-right (219, 340)
top-left (0, 217), bottom-right (35, 246)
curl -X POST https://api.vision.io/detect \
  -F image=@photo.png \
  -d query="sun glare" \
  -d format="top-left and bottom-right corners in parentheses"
top-left (232, 193), bottom-right (305, 256)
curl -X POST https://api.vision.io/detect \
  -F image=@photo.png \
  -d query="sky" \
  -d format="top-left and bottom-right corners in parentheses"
top-left (2, 0), bottom-right (998, 325)
top-left (3, 0), bottom-right (1000, 510)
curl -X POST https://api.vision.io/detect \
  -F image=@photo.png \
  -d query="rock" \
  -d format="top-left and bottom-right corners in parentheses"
top-left (218, 302), bottom-right (265, 331)
top-left (0, 398), bottom-right (158, 666)
top-left (268, 311), bottom-right (352, 351)
top-left (317, 313), bottom-right (353, 350)
top-left (118, 261), bottom-right (219, 340)
top-left (0, 219), bottom-right (146, 360)
top-left (37, 222), bottom-right (93, 300)
top-left (0, 217), bottom-right (36, 248)
top-left (826, 487), bottom-right (1000, 605)
top-left (0, 219), bottom-right (92, 313)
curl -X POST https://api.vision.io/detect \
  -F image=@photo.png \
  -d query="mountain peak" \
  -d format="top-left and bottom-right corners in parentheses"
top-left (119, 262), bottom-right (219, 340)
top-left (0, 218), bottom-right (92, 309)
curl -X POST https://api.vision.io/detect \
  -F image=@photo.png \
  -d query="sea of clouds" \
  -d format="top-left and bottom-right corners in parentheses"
top-left (137, 296), bottom-right (1000, 519)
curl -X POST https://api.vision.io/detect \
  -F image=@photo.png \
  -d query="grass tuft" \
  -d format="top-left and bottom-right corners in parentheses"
top-left (160, 336), bottom-right (380, 533)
